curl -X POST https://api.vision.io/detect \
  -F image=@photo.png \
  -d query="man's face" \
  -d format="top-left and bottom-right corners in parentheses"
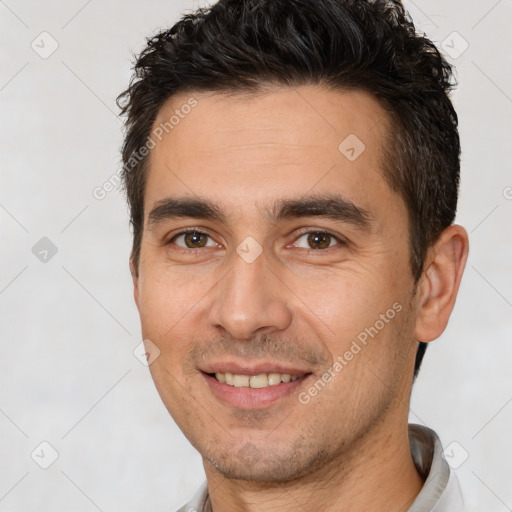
top-left (133, 86), bottom-right (420, 482)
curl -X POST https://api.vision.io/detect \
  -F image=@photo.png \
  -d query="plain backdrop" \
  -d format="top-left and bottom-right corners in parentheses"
top-left (1, 1), bottom-right (511, 510)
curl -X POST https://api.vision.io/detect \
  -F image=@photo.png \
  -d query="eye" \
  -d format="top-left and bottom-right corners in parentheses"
top-left (293, 231), bottom-right (344, 250)
top-left (168, 230), bottom-right (217, 249)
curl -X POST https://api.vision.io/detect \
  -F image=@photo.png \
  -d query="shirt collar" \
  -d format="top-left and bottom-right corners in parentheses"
top-left (408, 424), bottom-right (464, 511)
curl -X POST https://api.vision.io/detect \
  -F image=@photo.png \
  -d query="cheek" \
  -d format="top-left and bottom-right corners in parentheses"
top-left (288, 267), bottom-right (394, 342)
top-left (137, 264), bottom-right (203, 336)
top-left (295, 272), bottom-right (412, 388)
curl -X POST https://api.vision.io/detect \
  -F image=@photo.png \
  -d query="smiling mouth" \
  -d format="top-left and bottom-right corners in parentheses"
top-left (210, 372), bottom-right (309, 389)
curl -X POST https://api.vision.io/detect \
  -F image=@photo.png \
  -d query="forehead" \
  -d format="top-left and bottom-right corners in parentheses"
top-left (145, 85), bottom-right (400, 226)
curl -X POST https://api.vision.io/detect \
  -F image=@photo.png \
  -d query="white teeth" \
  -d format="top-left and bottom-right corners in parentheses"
top-left (233, 374), bottom-right (250, 387)
top-left (213, 372), bottom-right (304, 388)
top-left (267, 373), bottom-right (281, 386)
top-left (249, 374), bottom-right (268, 388)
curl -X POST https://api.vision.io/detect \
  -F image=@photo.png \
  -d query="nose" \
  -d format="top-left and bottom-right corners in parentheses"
top-left (207, 247), bottom-right (293, 340)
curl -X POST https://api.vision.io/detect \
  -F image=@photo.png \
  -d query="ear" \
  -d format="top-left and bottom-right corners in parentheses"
top-left (129, 256), bottom-right (140, 311)
top-left (413, 225), bottom-right (469, 342)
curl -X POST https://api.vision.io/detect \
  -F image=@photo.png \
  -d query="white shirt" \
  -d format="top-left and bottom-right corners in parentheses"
top-left (177, 424), bottom-right (465, 511)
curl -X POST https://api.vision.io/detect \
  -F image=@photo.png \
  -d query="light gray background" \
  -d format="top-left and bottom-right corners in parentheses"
top-left (1, 1), bottom-right (511, 510)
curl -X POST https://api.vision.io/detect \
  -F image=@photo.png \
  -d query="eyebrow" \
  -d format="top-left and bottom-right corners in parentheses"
top-left (147, 193), bottom-right (373, 231)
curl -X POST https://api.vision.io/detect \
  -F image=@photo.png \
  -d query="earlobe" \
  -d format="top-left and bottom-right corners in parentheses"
top-left (413, 225), bottom-right (469, 342)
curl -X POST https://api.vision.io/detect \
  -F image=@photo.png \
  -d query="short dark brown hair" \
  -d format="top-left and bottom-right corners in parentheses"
top-left (117, 0), bottom-right (460, 376)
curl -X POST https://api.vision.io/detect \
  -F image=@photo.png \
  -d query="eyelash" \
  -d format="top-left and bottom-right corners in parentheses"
top-left (165, 227), bottom-right (346, 252)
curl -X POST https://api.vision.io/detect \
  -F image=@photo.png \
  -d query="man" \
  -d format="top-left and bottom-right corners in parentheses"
top-left (117, 0), bottom-right (469, 510)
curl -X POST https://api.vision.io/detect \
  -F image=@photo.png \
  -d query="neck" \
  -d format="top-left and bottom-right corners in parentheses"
top-left (203, 414), bottom-right (424, 512)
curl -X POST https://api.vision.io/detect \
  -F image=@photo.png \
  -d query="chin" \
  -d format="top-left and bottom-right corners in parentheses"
top-left (204, 443), bottom-right (330, 483)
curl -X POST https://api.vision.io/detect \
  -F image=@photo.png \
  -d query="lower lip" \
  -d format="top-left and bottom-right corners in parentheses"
top-left (202, 373), bottom-right (311, 409)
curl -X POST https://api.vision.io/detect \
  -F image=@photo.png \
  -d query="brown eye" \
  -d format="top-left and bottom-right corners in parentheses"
top-left (184, 231), bottom-right (208, 248)
top-left (294, 231), bottom-right (341, 250)
top-left (307, 232), bottom-right (332, 249)
top-left (171, 231), bottom-right (214, 249)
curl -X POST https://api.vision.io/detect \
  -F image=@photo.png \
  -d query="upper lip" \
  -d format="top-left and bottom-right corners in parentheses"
top-left (200, 360), bottom-right (312, 376)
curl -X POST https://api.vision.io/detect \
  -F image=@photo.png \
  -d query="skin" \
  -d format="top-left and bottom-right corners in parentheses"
top-left (130, 85), bottom-right (469, 511)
